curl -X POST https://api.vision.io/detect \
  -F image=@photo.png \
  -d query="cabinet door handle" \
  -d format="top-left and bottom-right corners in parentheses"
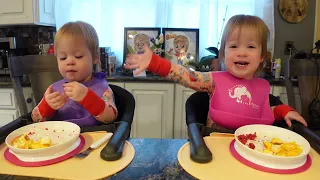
top-left (26, 98), bottom-right (32, 103)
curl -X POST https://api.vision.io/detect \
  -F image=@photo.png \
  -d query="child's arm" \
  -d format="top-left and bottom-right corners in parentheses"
top-left (153, 54), bottom-right (214, 92)
top-left (271, 105), bottom-right (307, 127)
top-left (92, 87), bottom-right (118, 123)
top-left (125, 47), bottom-right (214, 93)
top-left (31, 85), bottom-right (67, 122)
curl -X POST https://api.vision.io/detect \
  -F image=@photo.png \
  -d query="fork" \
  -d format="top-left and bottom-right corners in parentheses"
top-left (73, 132), bottom-right (113, 159)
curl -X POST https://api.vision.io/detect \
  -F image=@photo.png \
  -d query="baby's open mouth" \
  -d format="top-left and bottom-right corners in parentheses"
top-left (234, 61), bottom-right (249, 66)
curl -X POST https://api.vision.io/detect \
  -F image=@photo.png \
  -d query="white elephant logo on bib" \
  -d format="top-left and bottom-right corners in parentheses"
top-left (228, 85), bottom-right (252, 105)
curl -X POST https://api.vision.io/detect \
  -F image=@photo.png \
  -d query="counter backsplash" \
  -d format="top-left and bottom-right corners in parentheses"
top-left (0, 26), bottom-right (56, 55)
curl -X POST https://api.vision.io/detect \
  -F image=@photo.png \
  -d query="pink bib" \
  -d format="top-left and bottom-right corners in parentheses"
top-left (209, 72), bottom-right (274, 129)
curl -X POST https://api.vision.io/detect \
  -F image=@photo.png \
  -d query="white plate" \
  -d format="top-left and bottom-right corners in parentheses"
top-left (6, 121), bottom-right (80, 157)
top-left (234, 124), bottom-right (310, 169)
top-left (234, 140), bottom-right (307, 169)
top-left (9, 137), bottom-right (81, 162)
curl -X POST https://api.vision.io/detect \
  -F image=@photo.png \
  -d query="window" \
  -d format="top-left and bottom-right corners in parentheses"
top-left (55, 0), bottom-right (274, 66)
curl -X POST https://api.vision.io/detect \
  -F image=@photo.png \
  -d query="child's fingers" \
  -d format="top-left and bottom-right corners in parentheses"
top-left (44, 85), bottom-right (54, 95)
top-left (55, 103), bottom-right (65, 109)
top-left (126, 54), bottom-right (139, 62)
top-left (64, 91), bottom-right (73, 98)
top-left (50, 94), bottom-right (64, 104)
top-left (53, 99), bottom-right (66, 109)
top-left (296, 116), bottom-right (308, 127)
top-left (64, 87), bottom-right (73, 93)
top-left (32, 109), bottom-right (41, 121)
top-left (49, 97), bottom-right (65, 109)
top-left (125, 59), bottom-right (136, 66)
top-left (125, 63), bottom-right (140, 70)
top-left (124, 59), bottom-right (138, 67)
top-left (62, 84), bottom-right (71, 88)
top-left (62, 82), bottom-right (75, 87)
top-left (46, 91), bottom-right (60, 100)
top-left (61, 93), bottom-right (68, 99)
top-left (285, 119), bottom-right (292, 127)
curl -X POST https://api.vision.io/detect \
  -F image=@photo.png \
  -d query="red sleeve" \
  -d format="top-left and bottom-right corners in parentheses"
top-left (147, 54), bottom-right (171, 77)
top-left (38, 97), bottom-right (56, 118)
top-left (79, 89), bottom-right (106, 116)
top-left (274, 104), bottom-right (296, 121)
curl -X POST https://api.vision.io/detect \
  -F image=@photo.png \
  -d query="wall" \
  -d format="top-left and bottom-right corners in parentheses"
top-left (274, 0), bottom-right (316, 63)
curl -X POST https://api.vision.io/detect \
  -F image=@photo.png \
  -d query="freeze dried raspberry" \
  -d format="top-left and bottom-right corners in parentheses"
top-left (248, 143), bottom-right (255, 149)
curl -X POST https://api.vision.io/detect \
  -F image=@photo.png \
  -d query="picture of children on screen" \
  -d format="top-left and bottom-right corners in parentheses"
top-left (164, 30), bottom-right (198, 66)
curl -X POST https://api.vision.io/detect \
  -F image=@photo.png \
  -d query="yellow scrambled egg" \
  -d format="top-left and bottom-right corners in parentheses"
top-left (262, 138), bottom-right (303, 157)
top-left (12, 134), bottom-right (52, 149)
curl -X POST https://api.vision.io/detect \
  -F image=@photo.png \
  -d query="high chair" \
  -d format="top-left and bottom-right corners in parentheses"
top-left (0, 54), bottom-right (135, 161)
top-left (186, 91), bottom-right (320, 163)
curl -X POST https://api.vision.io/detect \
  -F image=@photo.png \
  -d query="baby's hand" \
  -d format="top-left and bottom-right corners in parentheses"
top-left (124, 45), bottom-right (153, 75)
top-left (284, 111), bottom-right (308, 127)
top-left (44, 86), bottom-right (67, 110)
top-left (63, 82), bottom-right (88, 102)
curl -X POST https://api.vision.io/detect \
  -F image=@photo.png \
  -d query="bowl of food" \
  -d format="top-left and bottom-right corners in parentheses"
top-left (234, 124), bottom-right (310, 169)
top-left (5, 121), bottom-right (80, 158)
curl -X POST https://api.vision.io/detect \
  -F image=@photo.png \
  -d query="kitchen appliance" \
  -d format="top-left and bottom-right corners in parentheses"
top-left (0, 37), bottom-right (29, 82)
top-left (96, 47), bottom-right (116, 75)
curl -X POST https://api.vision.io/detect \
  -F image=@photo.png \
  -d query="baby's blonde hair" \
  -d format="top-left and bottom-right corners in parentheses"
top-left (134, 33), bottom-right (150, 47)
top-left (54, 21), bottom-right (99, 61)
top-left (219, 15), bottom-right (269, 72)
top-left (174, 35), bottom-right (189, 51)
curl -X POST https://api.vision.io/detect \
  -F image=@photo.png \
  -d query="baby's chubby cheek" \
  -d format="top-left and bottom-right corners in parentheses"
top-left (59, 69), bottom-right (67, 78)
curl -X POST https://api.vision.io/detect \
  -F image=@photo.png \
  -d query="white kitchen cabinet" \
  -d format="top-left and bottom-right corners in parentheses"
top-left (174, 85), bottom-right (195, 139)
top-left (0, 0), bottom-right (55, 26)
top-left (0, 109), bottom-right (19, 127)
top-left (109, 82), bottom-right (125, 89)
top-left (0, 88), bottom-right (19, 127)
top-left (125, 83), bottom-right (174, 138)
top-left (0, 88), bottom-right (16, 109)
top-left (0, 87), bottom-right (35, 127)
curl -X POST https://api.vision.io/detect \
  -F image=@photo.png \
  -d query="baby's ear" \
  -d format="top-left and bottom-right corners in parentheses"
top-left (260, 57), bottom-right (264, 63)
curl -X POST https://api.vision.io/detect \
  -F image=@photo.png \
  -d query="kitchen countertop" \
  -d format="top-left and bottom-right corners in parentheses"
top-left (0, 81), bottom-right (31, 88)
top-left (0, 72), bottom-right (296, 88)
top-left (110, 138), bottom-right (195, 179)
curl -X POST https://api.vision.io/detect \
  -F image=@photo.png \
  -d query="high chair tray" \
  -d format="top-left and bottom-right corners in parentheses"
top-left (178, 133), bottom-right (320, 180)
top-left (0, 132), bottom-right (135, 180)
top-left (0, 119), bottom-right (131, 161)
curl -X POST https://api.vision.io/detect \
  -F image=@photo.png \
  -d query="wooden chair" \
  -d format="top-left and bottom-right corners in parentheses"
top-left (8, 54), bottom-right (62, 115)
